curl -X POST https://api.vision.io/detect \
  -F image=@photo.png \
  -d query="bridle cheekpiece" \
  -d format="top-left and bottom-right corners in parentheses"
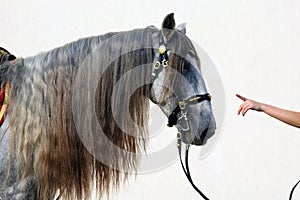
top-left (150, 32), bottom-right (212, 200)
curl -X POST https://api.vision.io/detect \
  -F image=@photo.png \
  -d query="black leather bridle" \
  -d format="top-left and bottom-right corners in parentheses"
top-left (150, 35), bottom-right (211, 199)
top-left (167, 94), bottom-right (211, 128)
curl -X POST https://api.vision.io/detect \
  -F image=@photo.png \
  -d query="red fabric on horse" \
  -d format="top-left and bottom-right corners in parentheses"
top-left (0, 84), bottom-right (10, 126)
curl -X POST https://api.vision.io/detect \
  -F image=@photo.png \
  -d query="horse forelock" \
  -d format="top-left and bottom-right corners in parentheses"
top-left (7, 27), bottom-right (160, 199)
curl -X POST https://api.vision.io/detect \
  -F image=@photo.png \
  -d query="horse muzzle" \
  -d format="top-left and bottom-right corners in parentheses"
top-left (180, 127), bottom-right (209, 146)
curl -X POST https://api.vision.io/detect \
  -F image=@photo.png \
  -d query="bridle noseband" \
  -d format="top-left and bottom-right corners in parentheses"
top-left (150, 33), bottom-right (211, 200)
top-left (167, 94), bottom-right (211, 128)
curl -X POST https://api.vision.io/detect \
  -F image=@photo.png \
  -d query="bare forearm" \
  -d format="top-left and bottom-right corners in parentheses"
top-left (260, 103), bottom-right (300, 128)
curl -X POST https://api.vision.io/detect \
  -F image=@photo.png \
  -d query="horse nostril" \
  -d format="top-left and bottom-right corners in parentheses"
top-left (200, 128), bottom-right (208, 141)
top-left (191, 128), bottom-right (209, 146)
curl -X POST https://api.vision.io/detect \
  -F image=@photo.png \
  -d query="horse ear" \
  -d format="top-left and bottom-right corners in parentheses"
top-left (162, 13), bottom-right (176, 30)
top-left (161, 13), bottom-right (176, 42)
top-left (177, 23), bottom-right (186, 34)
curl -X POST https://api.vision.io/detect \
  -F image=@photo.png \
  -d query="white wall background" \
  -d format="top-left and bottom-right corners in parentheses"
top-left (1, 0), bottom-right (300, 199)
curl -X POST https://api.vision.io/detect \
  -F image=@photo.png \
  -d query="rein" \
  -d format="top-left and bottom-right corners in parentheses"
top-left (290, 180), bottom-right (300, 200)
top-left (173, 95), bottom-right (211, 200)
top-left (177, 133), bottom-right (209, 200)
top-left (151, 33), bottom-right (211, 199)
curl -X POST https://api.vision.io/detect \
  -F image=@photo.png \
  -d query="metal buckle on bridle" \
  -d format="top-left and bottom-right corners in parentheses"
top-left (177, 110), bottom-right (190, 133)
top-left (153, 61), bottom-right (160, 70)
top-left (178, 100), bottom-right (187, 110)
top-left (176, 100), bottom-right (190, 132)
top-left (151, 61), bottom-right (161, 77)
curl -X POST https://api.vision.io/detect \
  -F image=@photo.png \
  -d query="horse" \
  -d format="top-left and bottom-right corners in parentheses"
top-left (0, 13), bottom-right (216, 199)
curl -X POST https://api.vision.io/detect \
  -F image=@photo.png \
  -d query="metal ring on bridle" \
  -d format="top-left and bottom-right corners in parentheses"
top-left (178, 101), bottom-right (187, 110)
top-left (162, 59), bottom-right (168, 67)
top-left (153, 61), bottom-right (160, 69)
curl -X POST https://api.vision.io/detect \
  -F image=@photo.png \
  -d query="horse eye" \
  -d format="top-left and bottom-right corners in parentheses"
top-left (183, 61), bottom-right (191, 70)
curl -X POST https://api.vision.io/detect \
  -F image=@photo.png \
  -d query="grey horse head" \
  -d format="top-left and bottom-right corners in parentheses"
top-left (150, 13), bottom-right (216, 145)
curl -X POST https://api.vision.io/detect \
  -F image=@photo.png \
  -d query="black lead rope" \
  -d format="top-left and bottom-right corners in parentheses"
top-left (178, 129), bottom-right (298, 200)
top-left (289, 180), bottom-right (300, 200)
top-left (177, 130), bottom-right (299, 200)
top-left (177, 133), bottom-right (210, 200)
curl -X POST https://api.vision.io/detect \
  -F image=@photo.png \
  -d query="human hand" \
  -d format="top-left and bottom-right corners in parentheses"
top-left (236, 94), bottom-right (263, 116)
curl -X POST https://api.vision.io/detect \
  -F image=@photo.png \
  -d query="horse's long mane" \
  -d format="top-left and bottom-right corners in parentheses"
top-left (0, 26), bottom-right (195, 199)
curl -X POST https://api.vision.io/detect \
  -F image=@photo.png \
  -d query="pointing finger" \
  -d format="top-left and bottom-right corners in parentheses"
top-left (236, 94), bottom-right (247, 102)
